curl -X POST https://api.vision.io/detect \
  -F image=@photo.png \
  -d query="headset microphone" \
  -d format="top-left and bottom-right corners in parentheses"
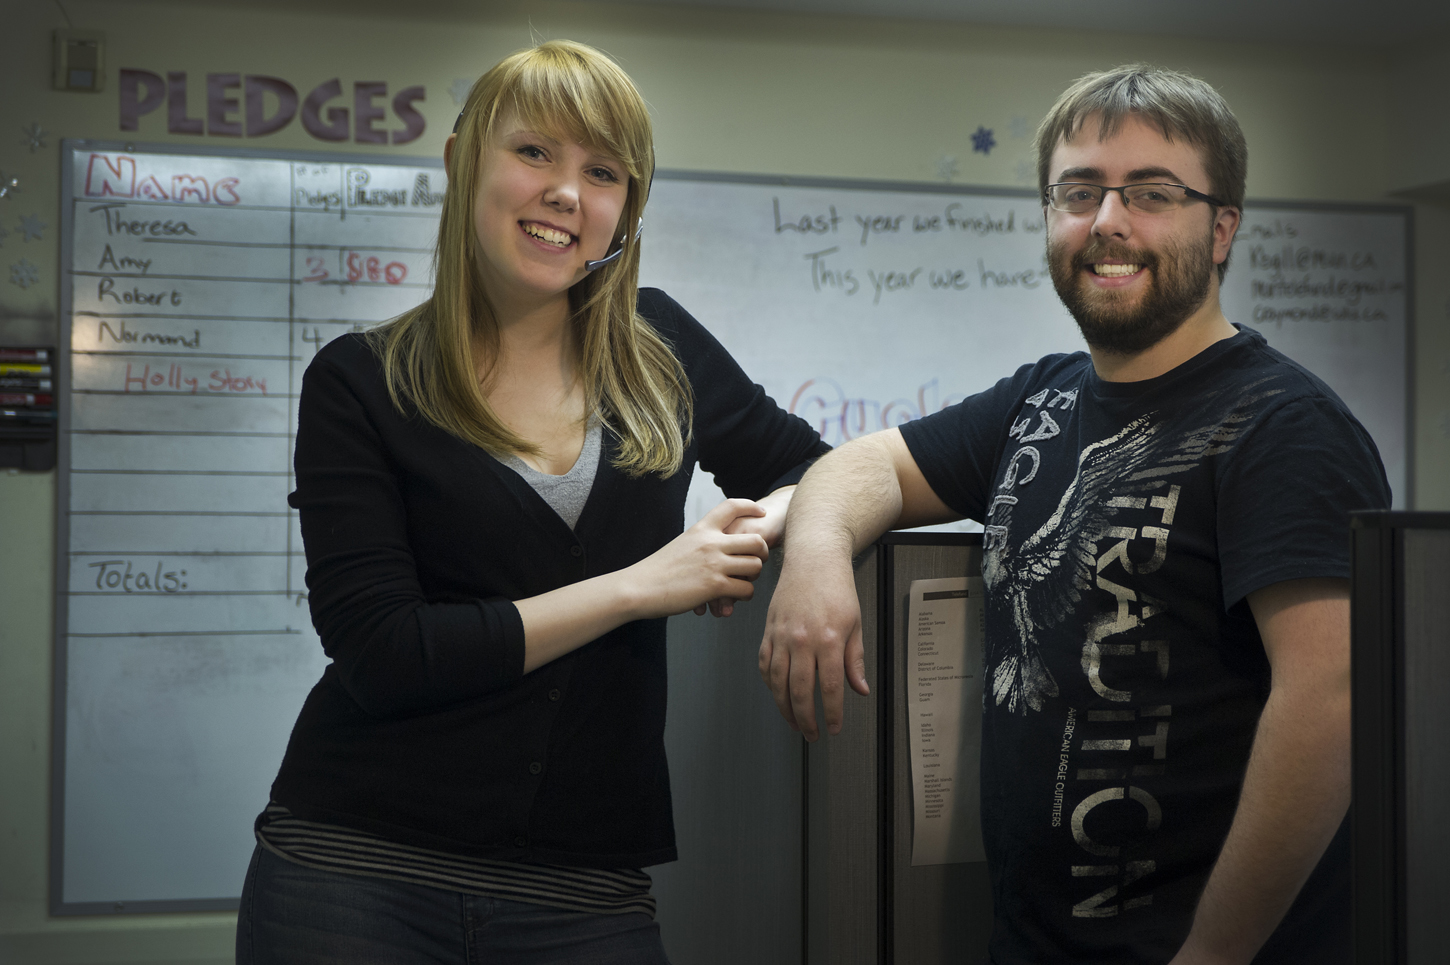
top-left (583, 217), bottom-right (645, 272)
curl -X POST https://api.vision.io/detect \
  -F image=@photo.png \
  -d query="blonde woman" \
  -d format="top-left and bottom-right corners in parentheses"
top-left (237, 41), bottom-right (826, 964)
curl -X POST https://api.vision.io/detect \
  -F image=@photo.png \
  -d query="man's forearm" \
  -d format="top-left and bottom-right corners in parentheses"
top-left (1171, 681), bottom-right (1350, 964)
top-left (764, 428), bottom-right (958, 738)
top-left (762, 433), bottom-right (909, 738)
top-left (782, 434), bottom-right (904, 562)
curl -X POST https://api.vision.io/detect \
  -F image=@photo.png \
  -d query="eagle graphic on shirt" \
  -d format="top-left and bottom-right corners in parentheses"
top-left (981, 376), bottom-right (1285, 715)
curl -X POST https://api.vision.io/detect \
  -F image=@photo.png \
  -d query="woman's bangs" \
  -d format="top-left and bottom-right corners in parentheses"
top-left (505, 61), bottom-right (644, 179)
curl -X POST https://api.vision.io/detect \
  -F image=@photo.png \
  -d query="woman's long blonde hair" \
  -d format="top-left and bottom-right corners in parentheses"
top-left (369, 40), bottom-right (692, 476)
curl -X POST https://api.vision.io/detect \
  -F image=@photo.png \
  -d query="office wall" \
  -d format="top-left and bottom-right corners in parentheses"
top-left (1388, 34), bottom-right (1450, 197)
top-left (1410, 199), bottom-right (1450, 508)
top-left (0, 1), bottom-right (1442, 961)
top-left (1385, 32), bottom-right (1450, 510)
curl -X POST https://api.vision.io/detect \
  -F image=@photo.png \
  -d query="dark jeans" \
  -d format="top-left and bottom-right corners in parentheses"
top-left (237, 845), bottom-right (671, 965)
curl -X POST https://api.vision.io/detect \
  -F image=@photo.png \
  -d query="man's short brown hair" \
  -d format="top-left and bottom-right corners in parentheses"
top-left (1036, 64), bottom-right (1248, 280)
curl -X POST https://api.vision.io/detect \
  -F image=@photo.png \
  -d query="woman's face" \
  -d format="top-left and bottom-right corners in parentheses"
top-left (469, 116), bottom-right (630, 311)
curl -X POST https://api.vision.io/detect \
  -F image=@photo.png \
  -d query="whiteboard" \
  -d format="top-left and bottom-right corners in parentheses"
top-left (55, 140), bottom-right (447, 913)
top-left (639, 174), bottom-right (1409, 525)
top-left (54, 142), bottom-right (1410, 912)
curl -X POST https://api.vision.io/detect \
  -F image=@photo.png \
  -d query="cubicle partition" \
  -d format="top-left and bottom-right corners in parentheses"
top-left (1351, 511), bottom-right (1450, 965)
top-left (670, 509), bottom-right (1450, 965)
top-left (667, 531), bottom-right (993, 965)
top-left (805, 533), bottom-right (992, 965)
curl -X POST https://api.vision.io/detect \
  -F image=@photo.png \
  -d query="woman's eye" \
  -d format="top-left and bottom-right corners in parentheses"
top-left (517, 145), bottom-right (547, 161)
top-left (589, 166), bottom-right (620, 183)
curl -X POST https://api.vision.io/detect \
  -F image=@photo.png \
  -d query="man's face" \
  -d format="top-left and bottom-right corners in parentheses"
top-left (1044, 114), bottom-right (1235, 355)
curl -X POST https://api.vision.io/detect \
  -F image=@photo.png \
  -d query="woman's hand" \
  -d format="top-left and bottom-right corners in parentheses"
top-left (721, 486), bottom-right (794, 546)
top-left (696, 486), bottom-right (796, 618)
top-left (627, 498), bottom-right (770, 620)
top-left (515, 498), bottom-right (768, 673)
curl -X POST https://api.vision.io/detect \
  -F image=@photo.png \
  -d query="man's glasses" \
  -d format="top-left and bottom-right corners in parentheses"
top-left (1043, 182), bottom-right (1228, 214)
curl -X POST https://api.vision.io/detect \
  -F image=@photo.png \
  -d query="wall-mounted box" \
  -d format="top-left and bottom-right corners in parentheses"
top-left (0, 346), bottom-right (57, 471)
top-left (53, 30), bottom-right (106, 93)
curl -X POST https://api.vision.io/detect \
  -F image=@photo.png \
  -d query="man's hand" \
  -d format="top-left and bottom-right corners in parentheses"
top-left (1168, 578), bottom-right (1351, 965)
top-left (758, 537), bottom-right (868, 737)
top-left (758, 429), bottom-right (958, 740)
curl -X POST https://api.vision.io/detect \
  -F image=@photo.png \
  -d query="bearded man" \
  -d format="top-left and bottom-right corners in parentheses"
top-left (759, 65), bottom-right (1389, 964)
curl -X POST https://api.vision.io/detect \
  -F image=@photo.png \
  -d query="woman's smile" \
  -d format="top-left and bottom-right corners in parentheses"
top-left (519, 220), bottom-right (576, 250)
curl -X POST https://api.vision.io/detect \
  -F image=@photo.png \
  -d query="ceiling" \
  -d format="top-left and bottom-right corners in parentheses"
top-left (615, 0), bottom-right (1450, 47)
top-left (70, 0), bottom-right (1450, 48)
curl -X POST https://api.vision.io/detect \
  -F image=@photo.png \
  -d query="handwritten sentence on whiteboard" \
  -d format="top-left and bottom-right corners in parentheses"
top-left (774, 197), bottom-right (1042, 244)
top-left (803, 247), bottom-right (1044, 304)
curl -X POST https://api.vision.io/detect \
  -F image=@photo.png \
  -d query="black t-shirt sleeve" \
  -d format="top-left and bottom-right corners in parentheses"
top-left (289, 345), bottom-right (526, 718)
top-left (898, 361), bottom-right (1047, 520)
top-left (639, 288), bottom-right (830, 496)
top-left (1216, 395), bottom-right (1391, 608)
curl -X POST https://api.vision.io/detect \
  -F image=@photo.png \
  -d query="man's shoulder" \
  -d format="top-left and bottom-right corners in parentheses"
top-left (903, 351), bottom-right (1091, 457)
top-left (1214, 326), bottom-right (1346, 404)
top-left (1179, 327), bottom-right (1388, 497)
top-left (1142, 327), bottom-right (1357, 432)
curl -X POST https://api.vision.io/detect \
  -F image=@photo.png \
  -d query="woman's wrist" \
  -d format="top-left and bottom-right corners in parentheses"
top-left (601, 565), bottom-right (650, 624)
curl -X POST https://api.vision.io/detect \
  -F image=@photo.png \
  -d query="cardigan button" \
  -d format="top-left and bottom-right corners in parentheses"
top-left (514, 836), bottom-right (527, 847)
top-left (529, 761), bottom-right (543, 775)
top-left (570, 545), bottom-right (582, 557)
top-left (548, 689), bottom-right (561, 701)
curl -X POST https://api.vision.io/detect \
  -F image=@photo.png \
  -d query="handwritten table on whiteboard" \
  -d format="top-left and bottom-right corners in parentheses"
top-left (57, 141), bottom-right (446, 911)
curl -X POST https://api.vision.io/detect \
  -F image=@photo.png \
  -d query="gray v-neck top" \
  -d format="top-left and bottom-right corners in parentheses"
top-left (500, 421), bottom-right (603, 531)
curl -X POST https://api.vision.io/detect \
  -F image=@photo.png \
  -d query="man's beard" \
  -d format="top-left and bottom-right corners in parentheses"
top-left (1048, 229), bottom-right (1215, 356)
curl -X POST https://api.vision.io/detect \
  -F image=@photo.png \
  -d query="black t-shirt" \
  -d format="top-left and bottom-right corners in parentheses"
top-left (899, 327), bottom-right (1389, 964)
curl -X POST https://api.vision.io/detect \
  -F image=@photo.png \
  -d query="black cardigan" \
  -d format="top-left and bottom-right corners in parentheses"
top-left (270, 289), bottom-right (828, 869)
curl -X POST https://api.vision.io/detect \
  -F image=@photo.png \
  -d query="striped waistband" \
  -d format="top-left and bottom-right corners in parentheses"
top-left (256, 803), bottom-right (655, 918)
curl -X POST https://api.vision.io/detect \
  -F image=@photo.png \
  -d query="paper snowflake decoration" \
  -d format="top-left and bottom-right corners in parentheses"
top-left (936, 155), bottom-right (959, 182)
top-left (0, 171), bottom-right (19, 200)
top-left (9, 259), bottom-right (39, 289)
top-left (21, 123), bottom-right (47, 153)
top-left (19, 214), bottom-right (46, 242)
top-left (450, 78), bottom-right (474, 106)
top-left (970, 126), bottom-right (997, 155)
